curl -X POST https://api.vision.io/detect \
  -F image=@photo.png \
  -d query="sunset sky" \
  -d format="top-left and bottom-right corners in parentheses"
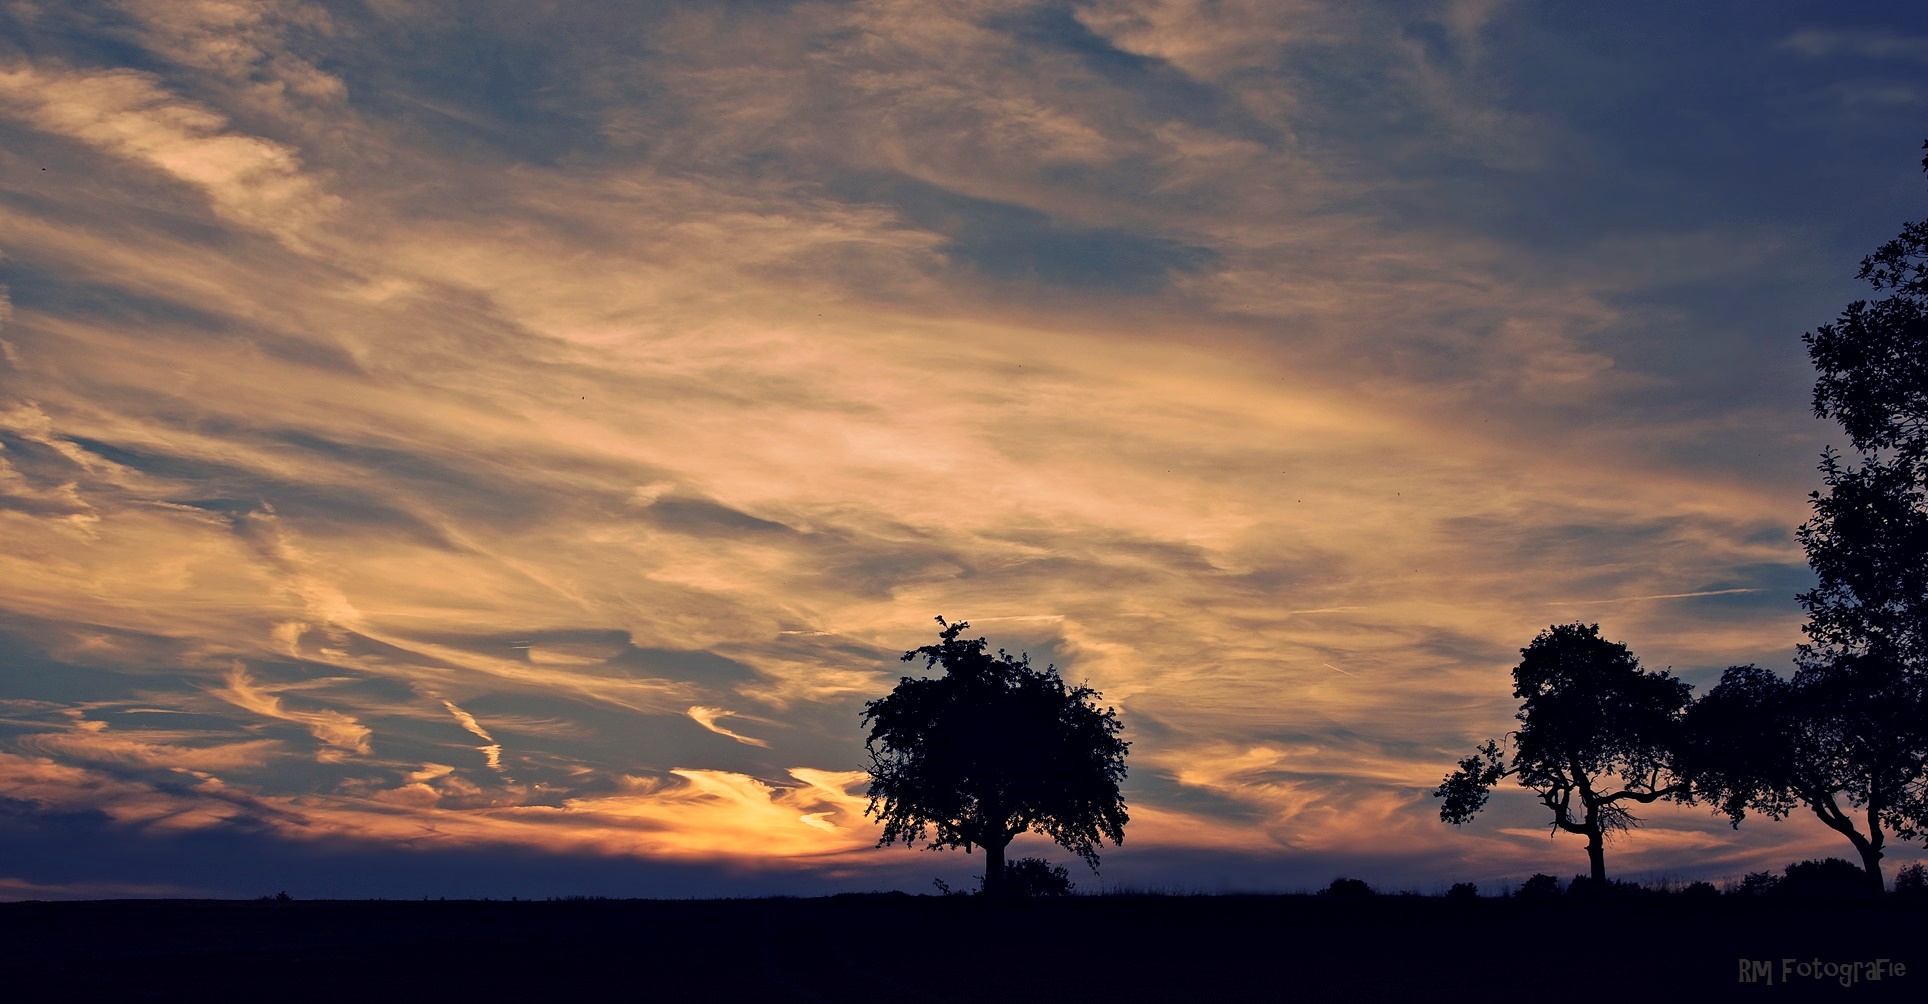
top-left (3, 0), bottom-right (1927, 901)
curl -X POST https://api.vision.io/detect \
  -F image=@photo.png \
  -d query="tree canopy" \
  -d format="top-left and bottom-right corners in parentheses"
top-left (1435, 623), bottom-right (1692, 884)
top-left (861, 617), bottom-right (1128, 897)
top-left (1680, 142), bottom-right (1928, 892)
top-left (1681, 660), bottom-right (1928, 894)
top-left (1804, 139), bottom-right (1928, 462)
top-left (1797, 144), bottom-right (1928, 681)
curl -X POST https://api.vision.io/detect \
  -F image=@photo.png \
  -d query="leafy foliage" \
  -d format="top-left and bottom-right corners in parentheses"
top-left (1678, 665), bottom-right (1804, 825)
top-left (1799, 139), bottom-right (1928, 680)
top-left (1435, 739), bottom-right (1505, 825)
top-left (1682, 658), bottom-right (1928, 894)
top-left (1798, 450), bottom-right (1928, 672)
top-left (1435, 624), bottom-right (1692, 881)
top-left (1805, 139), bottom-right (1928, 459)
top-left (862, 617), bottom-right (1128, 895)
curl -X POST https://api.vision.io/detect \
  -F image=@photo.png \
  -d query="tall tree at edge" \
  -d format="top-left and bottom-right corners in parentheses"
top-left (1787, 138), bottom-right (1928, 890)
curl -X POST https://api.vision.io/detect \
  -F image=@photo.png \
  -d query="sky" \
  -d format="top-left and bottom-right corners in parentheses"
top-left (1, 0), bottom-right (1926, 901)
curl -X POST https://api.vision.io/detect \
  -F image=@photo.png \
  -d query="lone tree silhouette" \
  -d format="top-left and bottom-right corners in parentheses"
top-left (861, 617), bottom-right (1129, 898)
top-left (1682, 141), bottom-right (1928, 894)
top-left (1435, 623), bottom-right (1692, 884)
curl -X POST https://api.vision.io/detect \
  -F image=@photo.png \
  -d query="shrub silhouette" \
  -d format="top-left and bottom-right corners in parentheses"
top-left (1516, 874), bottom-right (1561, 900)
top-left (1445, 882), bottom-right (1478, 900)
top-left (1732, 871), bottom-right (1780, 897)
top-left (1778, 858), bottom-right (1876, 899)
top-left (1566, 875), bottom-right (1646, 899)
top-left (1893, 862), bottom-right (1927, 898)
top-left (1318, 877), bottom-right (1373, 899)
top-left (1003, 857), bottom-right (1074, 897)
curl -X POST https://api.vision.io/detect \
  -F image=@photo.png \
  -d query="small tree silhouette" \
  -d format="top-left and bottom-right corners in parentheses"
top-left (862, 617), bottom-right (1129, 898)
top-left (1435, 623), bottom-right (1692, 884)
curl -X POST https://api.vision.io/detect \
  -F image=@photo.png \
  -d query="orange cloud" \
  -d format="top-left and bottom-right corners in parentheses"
top-left (211, 667), bottom-right (371, 761)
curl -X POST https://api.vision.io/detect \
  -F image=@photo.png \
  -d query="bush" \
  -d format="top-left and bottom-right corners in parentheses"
top-left (1680, 881), bottom-right (1719, 900)
top-left (1732, 871), bottom-right (1779, 897)
top-left (1566, 875), bottom-right (1646, 899)
top-left (1516, 874), bottom-right (1561, 900)
top-left (1891, 862), bottom-right (1926, 899)
top-left (1004, 858), bottom-right (1075, 898)
top-left (1445, 882), bottom-right (1478, 900)
top-left (1778, 858), bottom-right (1873, 899)
top-left (1317, 877), bottom-right (1374, 899)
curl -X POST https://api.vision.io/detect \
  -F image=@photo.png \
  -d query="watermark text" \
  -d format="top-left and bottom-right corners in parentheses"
top-left (1738, 957), bottom-right (1907, 987)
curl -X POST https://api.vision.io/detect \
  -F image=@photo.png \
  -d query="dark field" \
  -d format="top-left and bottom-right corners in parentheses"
top-left (1, 893), bottom-right (1920, 1000)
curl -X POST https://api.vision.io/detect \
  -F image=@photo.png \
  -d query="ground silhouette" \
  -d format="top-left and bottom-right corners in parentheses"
top-left (2, 892), bottom-right (1916, 998)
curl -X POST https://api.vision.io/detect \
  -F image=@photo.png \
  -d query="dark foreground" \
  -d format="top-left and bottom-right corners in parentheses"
top-left (1, 893), bottom-right (1920, 1000)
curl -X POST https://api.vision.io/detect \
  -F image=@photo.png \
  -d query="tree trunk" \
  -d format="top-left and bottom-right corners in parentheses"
top-left (1856, 841), bottom-right (1886, 896)
top-left (1580, 796), bottom-right (1606, 886)
top-left (1585, 831), bottom-right (1606, 886)
top-left (982, 838), bottom-right (1007, 899)
top-left (1810, 797), bottom-right (1886, 896)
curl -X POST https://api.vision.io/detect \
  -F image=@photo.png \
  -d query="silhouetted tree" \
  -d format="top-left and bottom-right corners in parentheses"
top-left (1680, 661), bottom-right (1927, 895)
top-left (861, 617), bottom-right (1129, 898)
top-left (1435, 623), bottom-right (1692, 884)
top-left (1686, 144), bottom-right (1928, 895)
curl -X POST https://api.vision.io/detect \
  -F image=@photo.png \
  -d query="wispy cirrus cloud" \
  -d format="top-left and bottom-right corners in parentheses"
top-left (210, 667), bottom-right (370, 761)
top-left (1778, 27), bottom-right (1928, 61)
